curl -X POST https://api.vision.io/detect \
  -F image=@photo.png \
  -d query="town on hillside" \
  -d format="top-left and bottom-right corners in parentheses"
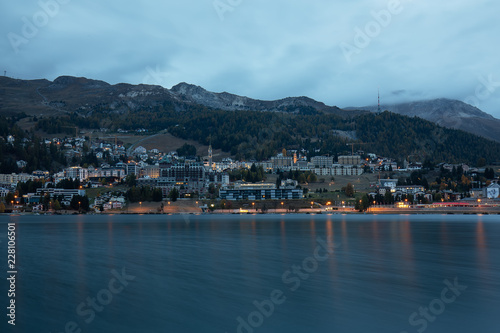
top-left (0, 133), bottom-right (499, 214)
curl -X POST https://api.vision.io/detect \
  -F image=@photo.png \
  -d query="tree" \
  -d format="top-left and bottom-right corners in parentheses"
top-left (355, 195), bottom-right (370, 212)
top-left (384, 191), bottom-right (394, 205)
top-left (152, 188), bottom-right (163, 202)
top-left (57, 178), bottom-right (80, 189)
top-left (70, 195), bottom-right (89, 211)
top-left (307, 173), bottom-right (317, 183)
top-left (0, 202), bottom-right (5, 213)
top-left (127, 186), bottom-right (141, 202)
top-left (485, 168), bottom-right (495, 179)
top-left (208, 183), bottom-right (216, 195)
top-left (42, 194), bottom-right (51, 210)
top-left (125, 174), bottom-right (137, 187)
top-left (344, 183), bottom-right (354, 197)
top-left (52, 199), bottom-right (61, 211)
top-left (176, 143), bottom-right (197, 157)
top-left (6, 192), bottom-right (14, 205)
top-left (168, 188), bottom-right (179, 202)
top-left (477, 157), bottom-right (486, 167)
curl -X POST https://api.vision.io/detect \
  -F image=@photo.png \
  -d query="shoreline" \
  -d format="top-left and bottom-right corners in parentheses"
top-left (2, 207), bottom-right (500, 216)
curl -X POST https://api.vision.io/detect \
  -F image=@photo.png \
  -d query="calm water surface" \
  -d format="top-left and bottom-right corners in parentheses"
top-left (1, 214), bottom-right (499, 333)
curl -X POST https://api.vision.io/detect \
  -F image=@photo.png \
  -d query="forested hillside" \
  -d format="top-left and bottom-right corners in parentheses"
top-left (0, 115), bottom-right (67, 173)
top-left (30, 105), bottom-right (500, 165)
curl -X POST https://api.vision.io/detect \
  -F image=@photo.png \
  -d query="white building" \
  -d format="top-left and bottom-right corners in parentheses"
top-left (378, 179), bottom-right (398, 191)
top-left (486, 183), bottom-right (500, 199)
top-left (65, 167), bottom-right (89, 181)
top-left (0, 173), bottom-right (37, 186)
top-left (311, 156), bottom-right (334, 168)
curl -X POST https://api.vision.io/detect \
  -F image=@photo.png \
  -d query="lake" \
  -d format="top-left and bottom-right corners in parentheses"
top-left (1, 214), bottom-right (499, 333)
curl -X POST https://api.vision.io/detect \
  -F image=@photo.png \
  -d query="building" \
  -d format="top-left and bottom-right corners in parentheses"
top-left (161, 163), bottom-right (206, 182)
top-left (206, 172), bottom-right (230, 185)
top-left (127, 162), bottom-right (139, 176)
top-left (338, 155), bottom-right (361, 165)
top-left (141, 165), bottom-right (160, 178)
top-left (0, 187), bottom-right (9, 197)
top-left (35, 188), bottom-right (86, 205)
top-left (311, 156), bottom-right (334, 168)
top-left (331, 164), bottom-right (363, 176)
top-left (486, 183), bottom-right (500, 198)
top-left (219, 183), bottom-right (302, 201)
top-left (378, 179), bottom-right (398, 191)
top-left (65, 167), bottom-right (89, 181)
top-left (396, 185), bottom-right (425, 194)
top-left (271, 156), bottom-right (293, 170)
top-left (312, 165), bottom-right (364, 176)
top-left (0, 173), bottom-right (37, 186)
top-left (470, 183), bottom-right (500, 199)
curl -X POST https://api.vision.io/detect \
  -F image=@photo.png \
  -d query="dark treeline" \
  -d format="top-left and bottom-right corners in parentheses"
top-left (28, 106), bottom-right (500, 166)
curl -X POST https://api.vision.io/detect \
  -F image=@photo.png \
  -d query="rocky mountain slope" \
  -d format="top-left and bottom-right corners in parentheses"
top-left (0, 76), bottom-right (363, 118)
top-left (350, 98), bottom-right (500, 143)
top-left (170, 82), bottom-right (357, 116)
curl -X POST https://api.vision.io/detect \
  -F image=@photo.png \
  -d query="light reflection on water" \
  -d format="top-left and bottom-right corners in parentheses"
top-left (1, 214), bottom-right (499, 333)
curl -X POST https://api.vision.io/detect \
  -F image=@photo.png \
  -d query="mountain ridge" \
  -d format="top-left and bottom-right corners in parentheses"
top-left (348, 98), bottom-right (500, 142)
top-left (1, 75), bottom-right (499, 142)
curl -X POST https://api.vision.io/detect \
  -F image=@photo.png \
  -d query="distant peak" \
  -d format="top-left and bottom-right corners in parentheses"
top-left (52, 76), bottom-right (110, 88)
top-left (170, 82), bottom-right (206, 93)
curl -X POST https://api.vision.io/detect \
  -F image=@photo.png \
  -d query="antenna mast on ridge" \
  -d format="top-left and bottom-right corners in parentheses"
top-left (377, 88), bottom-right (381, 113)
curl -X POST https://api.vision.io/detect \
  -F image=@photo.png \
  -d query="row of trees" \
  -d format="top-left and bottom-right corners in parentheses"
top-left (126, 186), bottom-right (163, 203)
top-left (276, 170), bottom-right (317, 186)
top-left (228, 164), bottom-right (265, 183)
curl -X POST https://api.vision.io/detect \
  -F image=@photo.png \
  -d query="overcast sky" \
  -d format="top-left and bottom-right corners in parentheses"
top-left (2, 0), bottom-right (500, 117)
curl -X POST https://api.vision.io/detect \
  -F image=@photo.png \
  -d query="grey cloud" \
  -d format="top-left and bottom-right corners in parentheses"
top-left (1, 0), bottom-right (499, 117)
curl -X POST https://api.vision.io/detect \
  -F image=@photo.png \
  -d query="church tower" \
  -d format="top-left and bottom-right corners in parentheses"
top-left (208, 139), bottom-right (213, 171)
